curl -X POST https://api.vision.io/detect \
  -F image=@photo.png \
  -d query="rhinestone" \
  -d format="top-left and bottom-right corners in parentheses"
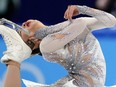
top-left (60, 60), bottom-right (63, 62)
top-left (73, 67), bottom-right (76, 69)
top-left (70, 68), bottom-right (72, 70)
top-left (70, 58), bottom-right (72, 61)
top-left (81, 60), bottom-right (84, 63)
top-left (71, 64), bottom-right (74, 66)
top-left (50, 53), bottom-right (53, 54)
top-left (67, 32), bottom-right (70, 34)
top-left (88, 68), bottom-right (91, 70)
top-left (72, 71), bottom-right (75, 73)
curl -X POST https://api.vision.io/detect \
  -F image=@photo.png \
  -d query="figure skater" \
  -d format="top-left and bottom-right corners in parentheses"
top-left (0, 5), bottom-right (116, 87)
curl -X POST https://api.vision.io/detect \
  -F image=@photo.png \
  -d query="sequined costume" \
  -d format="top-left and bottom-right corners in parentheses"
top-left (23, 5), bottom-right (116, 87)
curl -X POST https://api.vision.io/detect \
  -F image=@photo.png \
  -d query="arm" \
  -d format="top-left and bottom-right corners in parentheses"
top-left (36, 5), bottom-right (116, 39)
top-left (40, 18), bottom-right (86, 53)
top-left (4, 61), bottom-right (21, 87)
top-left (77, 5), bottom-right (116, 31)
top-left (40, 5), bottom-right (116, 53)
top-left (35, 21), bottom-right (71, 39)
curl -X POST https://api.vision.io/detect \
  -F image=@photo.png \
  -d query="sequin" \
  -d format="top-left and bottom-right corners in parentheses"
top-left (42, 32), bottom-right (106, 87)
top-left (39, 5), bottom-right (109, 87)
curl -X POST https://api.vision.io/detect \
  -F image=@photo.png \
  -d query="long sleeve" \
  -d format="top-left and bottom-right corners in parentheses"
top-left (35, 5), bottom-right (116, 40)
top-left (40, 5), bottom-right (116, 53)
top-left (35, 21), bottom-right (71, 39)
top-left (77, 5), bottom-right (116, 31)
top-left (40, 18), bottom-right (87, 53)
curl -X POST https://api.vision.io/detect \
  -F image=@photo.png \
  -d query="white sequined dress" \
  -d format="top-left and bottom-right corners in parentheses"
top-left (23, 5), bottom-right (116, 87)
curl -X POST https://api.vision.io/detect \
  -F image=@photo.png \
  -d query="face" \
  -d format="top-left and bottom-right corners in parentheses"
top-left (20, 19), bottom-right (45, 50)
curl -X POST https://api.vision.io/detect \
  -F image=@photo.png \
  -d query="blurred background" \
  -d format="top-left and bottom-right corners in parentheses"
top-left (0, 0), bottom-right (116, 87)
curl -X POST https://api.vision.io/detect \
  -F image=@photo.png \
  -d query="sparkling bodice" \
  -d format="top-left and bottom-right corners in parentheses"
top-left (42, 29), bottom-right (105, 73)
top-left (35, 5), bottom-right (116, 86)
top-left (41, 30), bottom-right (106, 87)
top-left (20, 5), bottom-right (116, 87)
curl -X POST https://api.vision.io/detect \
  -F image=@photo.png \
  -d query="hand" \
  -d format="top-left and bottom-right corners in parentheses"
top-left (64, 5), bottom-right (79, 20)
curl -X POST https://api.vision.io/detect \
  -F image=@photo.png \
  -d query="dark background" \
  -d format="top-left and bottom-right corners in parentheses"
top-left (0, 0), bottom-right (96, 24)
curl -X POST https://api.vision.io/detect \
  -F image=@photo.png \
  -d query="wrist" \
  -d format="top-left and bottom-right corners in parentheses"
top-left (5, 60), bottom-right (20, 69)
top-left (77, 5), bottom-right (88, 14)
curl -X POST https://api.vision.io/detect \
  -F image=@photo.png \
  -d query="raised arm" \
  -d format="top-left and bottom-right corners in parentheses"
top-left (40, 18), bottom-right (87, 53)
top-left (35, 21), bottom-right (71, 39)
top-left (36, 5), bottom-right (116, 40)
top-left (64, 5), bottom-right (116, 31)
top-left (40, 5), bottom-right (116, 53)
top-left (77, 5), bottom-right (116, 31)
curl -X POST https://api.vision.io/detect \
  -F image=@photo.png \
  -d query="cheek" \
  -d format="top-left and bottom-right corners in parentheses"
top-left (29, 32), bottom-right (35, 37)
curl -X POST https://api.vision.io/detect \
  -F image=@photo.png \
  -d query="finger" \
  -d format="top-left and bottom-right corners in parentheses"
top-left (68, 6), bottom-right (74, 20)
top-left (67, 6), bottom-right (72, 19)
top-left (64, 10), bottom-right (67, 19)
top-left (66, 6), bottom-right (73, 20)
top-left (64, 8), bottom-right (69, 19)
top-left (68, 10), bottom-right (73, 20)
top-left (64, 10), bottom-right (69, 19)
top-left (64, 5), bottom-right (71, 19)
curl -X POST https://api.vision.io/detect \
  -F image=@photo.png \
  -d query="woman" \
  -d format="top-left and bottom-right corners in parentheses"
top-left (0, 5), bottom-right (116, 87)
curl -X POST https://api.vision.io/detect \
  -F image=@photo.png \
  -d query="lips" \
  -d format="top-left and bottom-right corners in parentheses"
top-left (25, 21), bottom-right (31, 27)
